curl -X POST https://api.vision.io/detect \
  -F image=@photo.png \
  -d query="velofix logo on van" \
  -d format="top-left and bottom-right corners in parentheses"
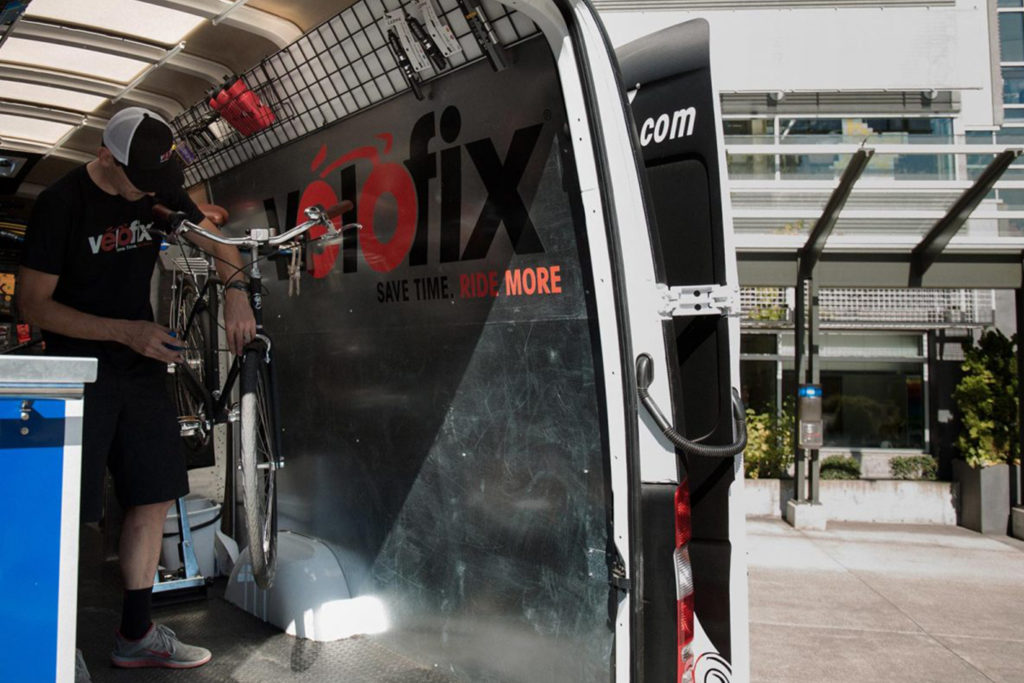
top-left (639, 106), bottom-right (697, 147)
top-left (259, 104), bottom-right (566, 304)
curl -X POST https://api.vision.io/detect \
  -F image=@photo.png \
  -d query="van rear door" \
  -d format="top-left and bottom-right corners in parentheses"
top-left (618, 17), bottom-right (750, 682)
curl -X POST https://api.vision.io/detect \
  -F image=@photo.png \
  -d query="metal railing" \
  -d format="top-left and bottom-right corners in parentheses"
top-left (740, 286), bottom-right (996, 326)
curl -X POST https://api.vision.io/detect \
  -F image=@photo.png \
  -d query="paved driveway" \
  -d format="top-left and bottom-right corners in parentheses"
top-left (747, 518), bottom-right (1024, 682)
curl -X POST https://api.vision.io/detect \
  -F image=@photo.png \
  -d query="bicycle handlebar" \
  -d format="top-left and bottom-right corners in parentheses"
top-left (153, 201), bottom-right (358, 249)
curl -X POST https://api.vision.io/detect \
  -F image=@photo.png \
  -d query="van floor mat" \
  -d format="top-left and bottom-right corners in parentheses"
top-left (76, 526), bottom-right (458, 683)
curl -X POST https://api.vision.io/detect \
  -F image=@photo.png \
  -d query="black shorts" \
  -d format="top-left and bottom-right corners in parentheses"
top-left (80, 365), bottom-right (189, 522)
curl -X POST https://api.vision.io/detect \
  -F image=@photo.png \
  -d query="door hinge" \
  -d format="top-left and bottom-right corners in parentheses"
top-left (657, 283), bottom-right (740, 318)
top-left (609, 559), bottom-right (631, 592)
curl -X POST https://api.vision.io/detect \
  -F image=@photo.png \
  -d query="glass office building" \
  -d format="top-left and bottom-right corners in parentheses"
top-left (598, 0), bottom-right (1023, 473)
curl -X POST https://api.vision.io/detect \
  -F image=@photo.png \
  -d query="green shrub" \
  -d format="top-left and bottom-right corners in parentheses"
top-left (889, 455), bottom-right (937, 480)
top-left (953, 329), bottom-right (1018, 469)
top-left (820, 454), bottom-right (861, 480)
top-left (743, 400), bottom-right (795, 479)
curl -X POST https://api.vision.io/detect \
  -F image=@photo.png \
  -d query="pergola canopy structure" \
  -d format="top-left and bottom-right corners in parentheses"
top-left (738, 146), bottom-right (1024, 290)
top-left (779, 145), bottom-right (1024, 507)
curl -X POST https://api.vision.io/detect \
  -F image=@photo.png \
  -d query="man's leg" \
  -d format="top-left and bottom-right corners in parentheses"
top-left (111, 499), bottom-right (211, 669)
top-left (118, 500), bottom-right (172, 639)
top-left (119, 501), bottom-right (172, 590)
top-left (109, 370), bottom-right (210, 669)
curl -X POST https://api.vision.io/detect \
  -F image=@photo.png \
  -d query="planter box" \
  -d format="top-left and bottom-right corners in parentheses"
top-left (744, 479), bottom-right (956, 524)
top-left (953, 460), bottom-right (1010, 535)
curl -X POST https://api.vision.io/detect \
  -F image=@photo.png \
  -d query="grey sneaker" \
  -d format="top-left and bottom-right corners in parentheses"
top-left (111, 623), bottom-right (212, 669)
top-left (75, 649), bottom-right (91, 682)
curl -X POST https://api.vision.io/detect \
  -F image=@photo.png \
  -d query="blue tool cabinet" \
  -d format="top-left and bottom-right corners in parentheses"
top-left (0, 357), bottom-right (96, 682)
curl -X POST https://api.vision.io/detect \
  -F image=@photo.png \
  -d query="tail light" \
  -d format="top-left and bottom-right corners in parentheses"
top-left (674, 480), bottom-right (695, 683)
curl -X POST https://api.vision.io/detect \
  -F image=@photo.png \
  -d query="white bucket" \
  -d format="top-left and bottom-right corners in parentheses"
top-left (160, 496), bottom-right (222, 578)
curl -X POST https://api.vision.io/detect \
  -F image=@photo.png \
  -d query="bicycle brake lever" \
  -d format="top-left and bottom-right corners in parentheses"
top-left (312, 223), bottom-right (363, 253)
top-left (150, 226), bottom-right (179, 247)
top-left (152, 204), bottom-right (188, 232)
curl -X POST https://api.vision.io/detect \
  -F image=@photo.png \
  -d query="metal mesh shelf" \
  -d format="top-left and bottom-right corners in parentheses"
top-left (172, 0), bottom-right (539, 186)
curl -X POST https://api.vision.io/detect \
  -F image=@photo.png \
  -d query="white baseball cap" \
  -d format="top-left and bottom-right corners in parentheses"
top-left (102, 107), bottom-right (183, 192)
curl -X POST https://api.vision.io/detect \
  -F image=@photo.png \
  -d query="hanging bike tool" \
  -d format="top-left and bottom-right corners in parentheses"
top-left (455, 0), bottom-right (508, 71)
top-left (417, 0), bottom-right (461, 62)
top-left (387, 28), bottom-right (424, 100)
top-left (405, 9), bottom-right (448, 71)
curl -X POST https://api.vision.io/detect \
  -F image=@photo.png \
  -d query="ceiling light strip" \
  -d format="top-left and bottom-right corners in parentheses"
top-left (0, 79), bottom-right (106, 113)
top-left (211, 0), bottom-right (251, 26)
top-left (0, 64), bottom-right (120, 97)
top-left (0, 36), bottom-right (149, 83)
top-left (14, 19), bottom-right (166, 61)
top-left (13, 19), bottom-right (225, 84)
top-left (112, 41), bottom-right (187, 103)
top-left (0, 101), bottom-right (85, 125)
top-left (46, 115), bottom-right (88, 157)
top-left (137, 0), bottom-right (301, 49)
top-left (0, 65), bottom-right (183, 116)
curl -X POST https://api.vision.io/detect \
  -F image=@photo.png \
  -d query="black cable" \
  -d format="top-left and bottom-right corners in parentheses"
top-left (635, 353), bottom-right (747, 458)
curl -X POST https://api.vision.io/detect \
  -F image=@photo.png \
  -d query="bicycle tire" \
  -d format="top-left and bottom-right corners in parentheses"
top-left (239, 344), bottom-right (278, 589)
top-left (172, 277), bottom-right (218, 452)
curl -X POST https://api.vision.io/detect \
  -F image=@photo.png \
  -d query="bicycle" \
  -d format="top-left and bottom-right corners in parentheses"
top-left (153, 201), bottom-right (357, 589)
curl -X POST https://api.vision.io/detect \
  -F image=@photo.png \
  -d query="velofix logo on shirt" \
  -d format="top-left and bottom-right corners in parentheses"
top-left (88, 220), bottom-right (155, 254)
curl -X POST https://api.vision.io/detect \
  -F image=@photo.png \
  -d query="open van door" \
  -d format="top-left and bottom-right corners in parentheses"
top-left (173, 1), bottom-right (745, 681)
top-left (618, 18), bottom-right (750, 683)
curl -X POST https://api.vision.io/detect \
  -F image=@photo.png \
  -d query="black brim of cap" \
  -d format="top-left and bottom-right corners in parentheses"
top-left (125, 158), bottom-right (184, 193)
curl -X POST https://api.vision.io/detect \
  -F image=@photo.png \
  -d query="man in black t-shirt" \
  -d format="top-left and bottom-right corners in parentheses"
top-left (18, 107), bottom-right (256, 675)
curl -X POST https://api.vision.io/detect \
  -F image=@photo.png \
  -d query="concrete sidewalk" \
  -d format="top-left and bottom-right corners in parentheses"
top-left (746, 518), bottom-right (1024, 683)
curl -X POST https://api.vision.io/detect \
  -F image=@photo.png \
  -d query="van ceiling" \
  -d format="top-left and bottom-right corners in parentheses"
top-left (0, 0), bottom-right (359, 214)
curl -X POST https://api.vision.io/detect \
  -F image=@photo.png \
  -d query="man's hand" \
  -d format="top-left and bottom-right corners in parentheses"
top-left (17, 266), bottom-right (189, 363)
top-left (224, 287), bottom-right (257, 356)
top-left (183, 216), bottom-right (258, 355)
top-left (119, 320), bottom-right (184, 364)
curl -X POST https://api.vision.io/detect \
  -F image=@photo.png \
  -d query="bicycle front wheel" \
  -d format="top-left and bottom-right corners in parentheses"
top-left (239, 345), bottom-right (279, 589)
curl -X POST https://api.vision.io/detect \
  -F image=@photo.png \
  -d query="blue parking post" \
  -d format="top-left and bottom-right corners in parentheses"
top-left (0, 357), bottom-right (96, 683)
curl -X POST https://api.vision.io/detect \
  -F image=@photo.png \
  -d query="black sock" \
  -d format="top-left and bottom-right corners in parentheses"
top-left (120, 587), bottom-right (153, 640)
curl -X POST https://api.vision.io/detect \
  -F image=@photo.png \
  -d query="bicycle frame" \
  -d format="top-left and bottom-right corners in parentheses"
top-left (159, 201), bottom-right (353, 451)
top-left (172, 266), bottom-right (266, 431)
top-left (157, 202), bottom-right (355, 588)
